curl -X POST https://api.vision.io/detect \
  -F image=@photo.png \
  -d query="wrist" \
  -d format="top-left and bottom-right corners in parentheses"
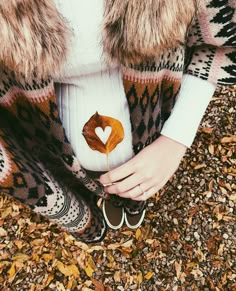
top-left (154, 135), bottom-right (187, 155)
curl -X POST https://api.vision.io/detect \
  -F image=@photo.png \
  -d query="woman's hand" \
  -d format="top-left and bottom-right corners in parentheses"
top-left (99, 135), bottom-right (187, 201)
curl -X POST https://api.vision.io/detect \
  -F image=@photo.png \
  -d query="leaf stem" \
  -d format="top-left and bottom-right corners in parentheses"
top-left (106, 153), bottom-right (110, 172)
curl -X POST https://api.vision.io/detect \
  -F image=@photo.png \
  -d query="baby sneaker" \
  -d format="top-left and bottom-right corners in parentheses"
top-left (124, 200), bottom-right (146, 229)
top-left (102, 195), bottom-right (125, 230)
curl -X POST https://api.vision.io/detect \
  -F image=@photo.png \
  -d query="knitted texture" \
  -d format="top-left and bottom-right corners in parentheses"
top-left (186, 0), bottom-right (236, 84)
top-left (0, 0), bottom-right (235, 242)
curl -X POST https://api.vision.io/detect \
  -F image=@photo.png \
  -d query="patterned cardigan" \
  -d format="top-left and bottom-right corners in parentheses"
top-left (0, 0), bottom-right (235, 241)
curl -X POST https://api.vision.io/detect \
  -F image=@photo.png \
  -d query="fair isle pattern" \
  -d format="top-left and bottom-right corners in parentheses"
top-left (34, 174), bottom-right (107, 242)
top-left (122, 66), bottom-right (182, 154)
top-left (0, 106), bottom-right (107, 242)
top-left (0, 67), bottom-right (107, 199)
top-left (121, 48), bottom-right (184, 153)
top-left (0, 67), bottom-right (107, 242)
top-left (33, 172), bottom-right (91, 230)
top-left (186, 0), bottom-right (236, 84)
top-left (34, 172), bottom-right (92, 236)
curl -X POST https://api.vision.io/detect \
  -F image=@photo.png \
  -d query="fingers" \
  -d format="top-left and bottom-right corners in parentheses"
top-left (99, 160), bottom-right (134, 185)
top-left (116, 180), bottom-right (153, 200)
top-left (134, 187), bottom-right (158, 201)
top-left (106, 175), bottom-right (165, 200)
top-left (103, 172), bottom-right (144, 195)
top-left (117, 184), bottom-right (158, 201)
top-left (98, 136), bottom-right (186, 202)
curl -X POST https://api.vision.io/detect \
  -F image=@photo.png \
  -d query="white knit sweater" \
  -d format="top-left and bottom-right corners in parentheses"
top-left (54, 0), bottom-right (216, 171)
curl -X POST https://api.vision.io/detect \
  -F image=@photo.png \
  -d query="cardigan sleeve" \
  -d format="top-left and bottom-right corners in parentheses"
top-left (185, 0), bottom-right (236, 85)
top-left (160, 74), bottom-right (216, 147)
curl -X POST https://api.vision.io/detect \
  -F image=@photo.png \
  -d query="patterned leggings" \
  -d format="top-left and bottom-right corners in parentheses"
top-left (33, 171), bottom-right (107, 243)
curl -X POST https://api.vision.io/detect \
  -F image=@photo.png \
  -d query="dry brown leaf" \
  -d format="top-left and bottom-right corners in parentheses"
top-left (191, 268), bottom-right (203, 278)
top-left (196, 248), bottom-right (205, 262)
top-left (85, 256), bottom-right (96, 277)
top-left (144, 271), bottom-right (154, 280)
top-left (220, 136), bottom-right (236, 143)
top-left (135, 228), bottom-right (142, 240)
top-left (213, 221), bottom-right (220, 229)
top-left (77, 250), bottom-right (86, 269)
top-left (74, 241), bottom-right (89, 250)
top-left (226, 167), bottom-right (236, 174)
top-left (221, 273), bottom-right (227, 285)
top-left (1, 207), bottom-right (12, 219)
top-left (208, 144), bottom-right (215, 155)
top-left (187, 206), bottom-right (199, 225)
top-left (200, 127), bottom-right (214, 134)
top-left (194, 164), bottom-right (207, 170)
top-left (222, 215), bottom-right (235, 222)
top-left (82, 112), bottom-right (124, 154)
top-left (30, 238), bottom-right (45, 246)
top-left (14, 240), bottom-right (24, 250)
top-left (121, 239), bottom-right (133, 248)
top-left (43, 273), bottom-right (54, 288)
top-left (87, 245), bottom-right (104, 253)
top-left (229, 194), bottom-right (236, 202)
top-left (0, 244), bottom-right (6, 250)
top-left (186, 262), bottom-right (197, 269)
top-left (219, 187), bottom-right (228, 195)
top-left (8, 262), bottom-right (16, 279)
top-left (12, 253), bottom-right (30, 262)
top-left (107, 252), bottom-right (114, 264)
top-left (137, 271), bottom-right (143, 285)
top-left (42, 253), bottom-right (53, 262)
top-left (145, 239), bottom-right (156, 245)
top-left (55, 282), bottom-right (67, 291)
top-left (175, 261), bottom-right (182, 279)
top-left (121, 230), bottom-right (133, 236)
top-left (207, 277), bottom-right (215, 289)
top-left (114, 271), bottom-right (121, 283)
top-left (218, 244), bottom-right (225, 256)
top-left (0, 227), bottom-right (7, 237)
top-left (66, 278), bottom-right (77, 290)
top-left (91, 278), bottom-right (105, 291)
top-left (56, 261), bottom-right (80, 277)
top-left (107, 242), bottom-right (121, 250)
top-left (85, 264), bottom-right (94, 278)
top-left (208, 179), bottom-right (214, 191)
top-left (31, 253), bottom-right (40, 262)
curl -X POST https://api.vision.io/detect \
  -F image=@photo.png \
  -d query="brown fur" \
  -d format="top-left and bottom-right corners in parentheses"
top-left (0, 0), bottom-right (197, 79)
top-left (102, 0), bottom-right (198, 65)
top-left (0, 0), bottom-right (71, 80)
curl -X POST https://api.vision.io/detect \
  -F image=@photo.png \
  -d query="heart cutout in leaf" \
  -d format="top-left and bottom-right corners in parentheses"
top-left (95, 126), bottom-right (112, 144)
top-left (82, 112), bottom-right (124, 154)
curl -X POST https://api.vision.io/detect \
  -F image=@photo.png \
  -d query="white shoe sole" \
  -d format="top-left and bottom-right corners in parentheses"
top-left (124, 209), bottom-right (146, 229)
top-left (102, 200), bottom-right (124, 230)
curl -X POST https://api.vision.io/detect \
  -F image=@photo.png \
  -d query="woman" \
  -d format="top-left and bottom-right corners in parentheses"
top-left (0, 0), bottom-right (235, 242)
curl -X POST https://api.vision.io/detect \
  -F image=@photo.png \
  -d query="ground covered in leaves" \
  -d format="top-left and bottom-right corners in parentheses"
top-left (0, 86), bottom-right (235, 291)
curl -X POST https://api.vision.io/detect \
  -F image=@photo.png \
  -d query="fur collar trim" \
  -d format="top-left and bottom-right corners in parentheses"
top-left (0, 0), bottom-right (71, 80)
top-left (0, 0), bottom-right (196, 79)
top-left (102, 0), bottom-right (197, 65)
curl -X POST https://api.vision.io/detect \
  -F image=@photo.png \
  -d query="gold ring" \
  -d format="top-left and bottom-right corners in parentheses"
top-left (103, 182), bottom-right (117, 187)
